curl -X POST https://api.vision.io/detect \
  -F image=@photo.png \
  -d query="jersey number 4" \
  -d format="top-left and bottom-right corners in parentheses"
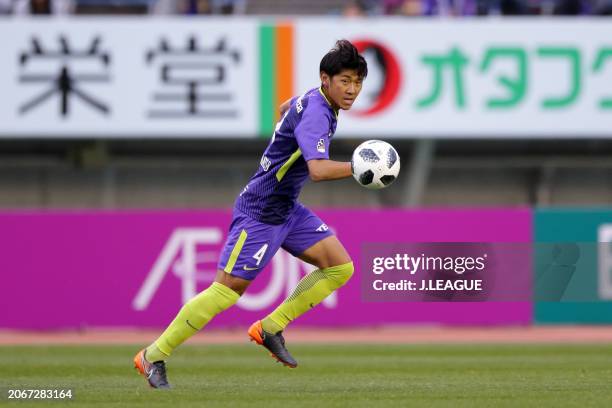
top-left (253, 244), bottom-right (269, 266)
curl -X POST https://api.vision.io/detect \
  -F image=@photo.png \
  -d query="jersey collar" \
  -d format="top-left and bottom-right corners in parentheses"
top-left (318, 87), bottom-right (339, 118)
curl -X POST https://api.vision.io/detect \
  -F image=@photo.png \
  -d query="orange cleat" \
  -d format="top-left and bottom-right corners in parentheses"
top-left (133, 349), bottom-right (171, 389)
top-left (248, 320), bottom-right (298, 368)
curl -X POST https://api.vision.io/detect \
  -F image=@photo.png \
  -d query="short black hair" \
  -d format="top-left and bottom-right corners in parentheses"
top-left (320, 39), bottom-right (368, 80)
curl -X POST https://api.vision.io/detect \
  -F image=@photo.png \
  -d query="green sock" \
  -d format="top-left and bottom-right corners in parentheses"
top-left (145, 282), bottom-right (239, 361)
top-left (261, 262), bottom-right (354, 334)
top-left (145, 343), bottom-right (168, 363)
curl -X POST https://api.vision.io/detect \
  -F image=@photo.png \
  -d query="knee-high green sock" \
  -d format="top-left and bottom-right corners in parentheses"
top-left (145, 282), bottom-right (239, 362)
top-left (261, 262), bottom-right (354, 334)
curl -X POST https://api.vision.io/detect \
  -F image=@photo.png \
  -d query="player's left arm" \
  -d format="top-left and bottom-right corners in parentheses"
top-left (279, 98), bottom-right (292, 116)
top-left (306, 159), bottom-right (351, 182)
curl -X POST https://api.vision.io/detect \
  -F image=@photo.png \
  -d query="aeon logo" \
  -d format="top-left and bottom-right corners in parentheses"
top-left (132, 228), bottom-right (336, 311)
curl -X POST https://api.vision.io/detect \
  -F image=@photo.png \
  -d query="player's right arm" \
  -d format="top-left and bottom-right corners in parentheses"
top-left (294, 97), bottom-right (348, 182)
top-left (306, 159), bottom-right (351, 182)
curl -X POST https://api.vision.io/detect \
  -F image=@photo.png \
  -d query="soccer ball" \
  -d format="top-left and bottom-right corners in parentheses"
top-left (351, 140), bottom-right (400, 189)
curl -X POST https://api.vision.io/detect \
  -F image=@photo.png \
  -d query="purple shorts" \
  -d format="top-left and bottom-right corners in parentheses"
top-left (217, 203), bottom-right (333, 280)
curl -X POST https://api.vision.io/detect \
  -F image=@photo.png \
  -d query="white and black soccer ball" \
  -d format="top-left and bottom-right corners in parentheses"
top-left (351, 140), bottom-right (400, 189)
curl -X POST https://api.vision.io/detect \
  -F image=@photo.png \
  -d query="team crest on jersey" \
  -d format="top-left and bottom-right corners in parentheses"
top-left (317, 138), bottom-right (326, 153)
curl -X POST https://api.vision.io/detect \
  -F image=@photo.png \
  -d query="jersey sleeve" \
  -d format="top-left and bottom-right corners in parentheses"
top-left (294, 103), bottom-right (331, 161)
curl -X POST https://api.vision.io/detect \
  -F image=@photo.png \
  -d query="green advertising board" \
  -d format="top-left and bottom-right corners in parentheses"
top-left (535, 209), bottom-right (612, 324)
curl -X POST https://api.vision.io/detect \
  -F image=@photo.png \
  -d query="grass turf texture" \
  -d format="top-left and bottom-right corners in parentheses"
top-left (1, 344), bottom-right (611, 407)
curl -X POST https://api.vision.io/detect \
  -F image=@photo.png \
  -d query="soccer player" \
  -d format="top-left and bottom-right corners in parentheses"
top-left (134, 39), bottom-right (368, 389)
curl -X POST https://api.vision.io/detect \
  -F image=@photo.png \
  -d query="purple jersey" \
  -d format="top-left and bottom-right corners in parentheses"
top-left (234, 87), bottom-right (338, 225)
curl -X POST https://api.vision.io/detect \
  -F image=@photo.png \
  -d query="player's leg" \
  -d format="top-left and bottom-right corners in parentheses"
top-left (261, 234), bottom-right (353, 335)
top-left (143, 270), bottom-right (249, 361)
top-left (295, 234), bottom-right (352, 269)
top-left (134, 210), bottom-right (278, 388)
top-left (248, 206), bottom-right (353, 367)
top-left (134, 270), bottom-right (245, 389)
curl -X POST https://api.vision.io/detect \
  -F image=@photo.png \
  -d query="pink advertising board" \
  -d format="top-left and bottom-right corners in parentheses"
top-left (0, 209), bottom-right (532, 329)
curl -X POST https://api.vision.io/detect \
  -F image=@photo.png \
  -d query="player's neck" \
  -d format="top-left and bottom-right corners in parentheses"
top-left (319, 86), bottom-right (340, 114)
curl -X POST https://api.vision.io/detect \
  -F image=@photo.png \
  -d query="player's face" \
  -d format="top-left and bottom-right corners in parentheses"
top-left (322, 69), bottom-right (363, 111)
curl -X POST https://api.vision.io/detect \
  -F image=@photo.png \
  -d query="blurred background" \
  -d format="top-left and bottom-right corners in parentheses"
top-left (1, 1), bottom-right (612, 332)
top-left (0, 0), bottom-right (611, 210)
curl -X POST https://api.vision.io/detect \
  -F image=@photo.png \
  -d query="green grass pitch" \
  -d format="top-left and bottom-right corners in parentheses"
top-left (2, 344), bottom-right (612, 407)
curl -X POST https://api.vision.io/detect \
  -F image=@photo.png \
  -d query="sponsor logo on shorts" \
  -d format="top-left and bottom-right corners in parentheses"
top-left (316, 223), bottom-right (329, 232)
top-left (243, 265), bottom-right (259, 271)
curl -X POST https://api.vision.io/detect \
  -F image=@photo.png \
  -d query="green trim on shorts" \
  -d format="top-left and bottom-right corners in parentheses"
top-left (224, 229), bottom-right (248, 273)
